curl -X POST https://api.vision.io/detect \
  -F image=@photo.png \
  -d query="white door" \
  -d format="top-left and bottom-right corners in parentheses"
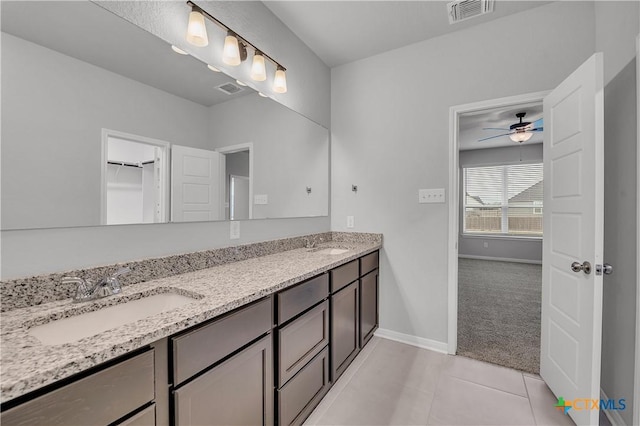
top-left (541, 53), bottom-right (604, 426)
top-left (171, 145), bottom-right (225, 222)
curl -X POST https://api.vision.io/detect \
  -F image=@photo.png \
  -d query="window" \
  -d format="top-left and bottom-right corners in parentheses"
top-left (463, 163), bottom-right (543, 237)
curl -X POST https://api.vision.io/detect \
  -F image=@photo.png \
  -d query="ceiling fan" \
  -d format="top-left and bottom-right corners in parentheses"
top-left (479, 112), bottom-right (543, 143)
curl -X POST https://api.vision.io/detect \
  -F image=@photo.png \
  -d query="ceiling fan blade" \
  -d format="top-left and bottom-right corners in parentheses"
top-left (482, 127), bottom-right (511, 131)
top-left (532, 117), bottom-right (543, 127)
top-left (530, 127), bottom-right (543, 132)
top-left (478, 133), bottom-right (512, 142)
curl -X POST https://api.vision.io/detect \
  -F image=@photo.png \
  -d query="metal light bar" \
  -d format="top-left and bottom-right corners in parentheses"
top-left (186, 1), bottom-right (286, 72)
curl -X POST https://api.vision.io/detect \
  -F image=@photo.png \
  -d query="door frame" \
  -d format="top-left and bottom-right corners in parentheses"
top-left (100, 128), bottom-right (170, 225)
top-left (447, 90), bottom-right (550, 354)
top-left (216, 143), bottom-right (254, 220)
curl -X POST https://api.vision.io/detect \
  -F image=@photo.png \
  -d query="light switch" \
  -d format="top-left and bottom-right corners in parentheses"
top-left (254, 194), bottom-right (268, 205)
top-left (347, 216), bottom-right (355, 228)
top-left (230, 221), bottom-right (240, 239)
top-left (418, 188), bottom-right (446, 204)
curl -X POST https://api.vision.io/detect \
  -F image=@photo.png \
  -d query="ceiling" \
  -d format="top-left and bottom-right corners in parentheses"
top-left (1, 1), bottom-right (253, 107)
top-left (459, 102), bottom-right (543, 151)
top-left (263, 1), bottom-right (552, 68)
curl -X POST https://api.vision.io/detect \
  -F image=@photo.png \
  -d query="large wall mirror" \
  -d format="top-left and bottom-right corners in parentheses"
top-left (1, 1), bottom-right (329, 230)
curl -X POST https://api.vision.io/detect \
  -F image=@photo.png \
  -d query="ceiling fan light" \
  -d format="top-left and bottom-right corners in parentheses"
top-left (186, 8), bottom-right (208, 47)
top-left (510, 131), bottom-right (533, 143)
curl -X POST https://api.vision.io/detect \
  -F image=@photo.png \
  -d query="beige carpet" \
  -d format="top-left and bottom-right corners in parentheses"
top-left (457, 258), bottom-right (541, 374)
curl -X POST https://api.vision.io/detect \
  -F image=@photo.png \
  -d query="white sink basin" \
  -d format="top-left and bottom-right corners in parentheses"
top-left (29, 293), bottom-right (196, 345)
top-left (314, 248), bottom-right (350, 255)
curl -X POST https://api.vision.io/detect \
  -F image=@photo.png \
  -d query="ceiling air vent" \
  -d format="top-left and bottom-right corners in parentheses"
top-left (216, 82), bottom-right (244, 95)
top-left (447, 0), bottom-right (494, 24)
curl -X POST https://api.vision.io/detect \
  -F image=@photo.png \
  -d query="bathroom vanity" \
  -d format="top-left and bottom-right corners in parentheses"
top-left (0, 237), bottom-right (380, 426)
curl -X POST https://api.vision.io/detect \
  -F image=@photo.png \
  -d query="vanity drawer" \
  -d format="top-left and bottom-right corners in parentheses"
top-left (277, 274), bottom-right (328, 325)
top-left (1, 350), bottom-right (154, 426)
top-left (330, 259), bottom-right (359, 293)
top-left (360, 251), bottom-right (379, 276)
top-left (172, 297), bottom-right (272, 386)
top-left (277, 346), bottom-right (330, 426)
top-left (117, 404), bottom-right (156, 426)
top-left (277, 300), bottom-right (329, 386)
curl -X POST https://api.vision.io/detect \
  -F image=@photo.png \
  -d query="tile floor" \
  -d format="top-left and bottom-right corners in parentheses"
top-left (304, 337), bottom-right (587, 426)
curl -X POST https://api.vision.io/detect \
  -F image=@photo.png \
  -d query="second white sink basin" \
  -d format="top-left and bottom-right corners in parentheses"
top-left (29, 293), bottom-right (197, 345)
top-left (314, 248), bottom-right (350, 255)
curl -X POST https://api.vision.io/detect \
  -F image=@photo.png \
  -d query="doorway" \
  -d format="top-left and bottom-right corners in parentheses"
top-left (100, 129), bottom-right (169, 225)
top-left (456, 102), bottom-right (544, 374)
top-left (216, 143), bottom-right (253, 220)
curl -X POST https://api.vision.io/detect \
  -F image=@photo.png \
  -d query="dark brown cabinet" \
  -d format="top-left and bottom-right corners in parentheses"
top-left (276, 274), bottom-right (330, 426)
top-left (0, 350), bottom-right (155, 426)
top-left (359, 252), bottom-right (379, 347)
top-left (173, 334), bottom-right (273, 426)
top-left (330, 280), bottom-right (359, 381)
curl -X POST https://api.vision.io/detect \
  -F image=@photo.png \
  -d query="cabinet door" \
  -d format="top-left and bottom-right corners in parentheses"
top-left (331, 281), bottom-right (359, 381)
top-left (360, 269), bottom-right (379, 348)
top-left (173, 335), bottom-right (273, 426)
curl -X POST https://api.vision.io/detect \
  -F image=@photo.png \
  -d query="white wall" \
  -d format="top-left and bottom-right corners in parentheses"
top-left (1, 33), bottom-right (210, 230)
top-left (595, 2), bottom-right (639, 424)
top-left (458, 144), bottom-right (543, 262)
top-left (208, 94), bottom-right (329, 219)
top-left (1, 1), bottom-right (331, 280)
top-left (331, 2), bottom-right (596, 343)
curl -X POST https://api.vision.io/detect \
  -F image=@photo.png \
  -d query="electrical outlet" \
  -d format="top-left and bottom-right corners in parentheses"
top-left (230, 221), bottom-right (240, 239)
top-left (254, 194), bottom-right (268, 205)
top-left (418, 188), bottom-right (446, 204)
top-left (347, 216), bottom-right (355, 228)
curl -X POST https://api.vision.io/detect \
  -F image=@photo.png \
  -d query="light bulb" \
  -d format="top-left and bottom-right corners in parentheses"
top-left (171, 45), bottom-right (189, 55)
top-left (236, 80), bottom-right (247, 87)
top-left (222, 32), bottom-right (241, 66)
top-left (207, 64), bottom-right (220, 72)
top-left (509, 131), bottom-right (533, 143)
top-left (273, 67), bottom-right (287, 93)
top-left (186, 8), bottom-right (208, 47)
top-left (258, 92), bottom-right (268, 98)
top-left (250, 52), bottom-right (267, 81)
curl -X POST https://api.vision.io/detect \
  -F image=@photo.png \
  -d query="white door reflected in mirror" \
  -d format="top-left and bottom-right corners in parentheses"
top-left (101, 130), bottom-right (169, 225)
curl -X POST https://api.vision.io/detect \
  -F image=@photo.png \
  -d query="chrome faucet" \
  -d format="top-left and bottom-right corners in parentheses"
top-left (63, 267), bottom-right (131, 303)
top-left (304, 238), bottom-right (316, 249)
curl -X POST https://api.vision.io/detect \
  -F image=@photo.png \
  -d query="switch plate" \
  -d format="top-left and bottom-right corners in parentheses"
top-left (254, 194), bottom-right (268, 205)
top-left (418, 188), bottom-right (446, 204)
top-left (230, 221), bottom-right (240, 239)
top-left (347, 216), bottom-right (355, 228)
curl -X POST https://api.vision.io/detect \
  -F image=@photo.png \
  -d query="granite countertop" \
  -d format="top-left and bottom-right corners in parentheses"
top-left (0, 241), bottom-right (380, 403)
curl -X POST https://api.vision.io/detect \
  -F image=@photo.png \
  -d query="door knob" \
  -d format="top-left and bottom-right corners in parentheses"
top-left (571, 261), bottom-right (592, 274)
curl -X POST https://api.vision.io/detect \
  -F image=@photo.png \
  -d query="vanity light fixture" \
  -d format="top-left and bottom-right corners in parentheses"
top-left (171, 45), bottom-right (189, 55)
top-left (222, 31), bottom-right (244, 66)
top-left (185, 1), bottom-right (287, 93)
top-left (273, 66), bottom-right (287, 93)
top-left (207, 64), bottom-right (221, 72)
top-left (186, 5), bottom-right (208, 47)
top-left (250, 51), bottom-right (267, 81)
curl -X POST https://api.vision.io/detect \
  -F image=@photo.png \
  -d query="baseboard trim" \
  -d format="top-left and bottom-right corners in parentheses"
top-left (374, 328), bottom-right (448, 354)
top-left (458, 254), bottom-right (542, 265)
top-left (600, 388), bottom-right (626, 426)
